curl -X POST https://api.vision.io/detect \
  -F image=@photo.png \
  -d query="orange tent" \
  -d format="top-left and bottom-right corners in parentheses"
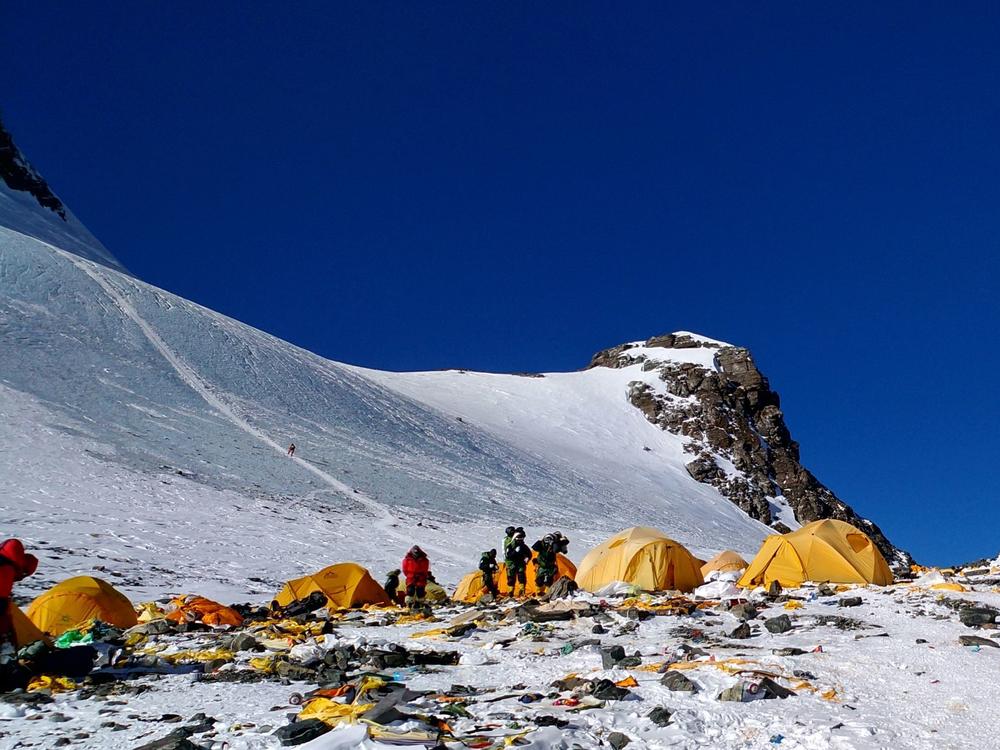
top-left (275, 563), bottom-right (390, 610)
top-left (738, 520), bottom-right (893, 588)
top-left (454, 554), bottom-right (577, 602)
top-left (700, 550), bottom-right (749, 578)
top-left (165, 596), bottom-right (243, 627)
top-left (27, 576), bottom-right (138, 636)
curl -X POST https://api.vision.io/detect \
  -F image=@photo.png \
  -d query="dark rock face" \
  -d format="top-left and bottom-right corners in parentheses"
top-left (587, 333), bottom-right (910, 568)
top-left (0, 116), bottom-right (67, 219)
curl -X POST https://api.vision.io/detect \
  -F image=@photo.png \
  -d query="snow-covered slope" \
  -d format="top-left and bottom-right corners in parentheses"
top-left (1, 218), bottom-right (776, 600)
top-left (0, 119), bottom-right (124, 273)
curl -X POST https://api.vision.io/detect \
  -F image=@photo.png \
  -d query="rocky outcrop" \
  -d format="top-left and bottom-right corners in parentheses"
top-left (0, 115), bottom-right (67, 219)
top-left (587, 333), bottom-right (911, 568)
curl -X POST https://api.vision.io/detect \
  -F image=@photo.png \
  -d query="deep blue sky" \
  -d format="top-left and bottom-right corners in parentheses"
top-left (4, 3), bottom-right (999, 565)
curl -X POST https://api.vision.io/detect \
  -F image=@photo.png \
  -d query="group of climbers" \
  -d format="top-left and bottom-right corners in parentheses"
top-left (478, 527), bottom-right (570, 599)
top-left (380, 527), bottom-right (570, 612)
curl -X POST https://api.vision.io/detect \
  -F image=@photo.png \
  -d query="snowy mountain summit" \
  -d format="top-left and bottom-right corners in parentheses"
top-left (585, 333), bottom-right (907, 567)
top-left (0, 120), bottom-right (907, 603)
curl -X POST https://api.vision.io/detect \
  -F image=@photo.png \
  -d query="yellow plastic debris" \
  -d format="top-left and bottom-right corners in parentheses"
top-left (930, 582), bottom-right (967, 592)
top-left (250, 656), bottom-right (277, 673)
top-left (27, 675), bottom-right (76, 693)
top-left (410, 627), bottom-right (450, 639)
top-left (784, 600), bottom-right (804, 610)
top-left (299, 698), bottom-right (375, 726)
top-left (153, 649), bottom-right (235, 664)
top-left (136, 602), bottom-right (167, 623)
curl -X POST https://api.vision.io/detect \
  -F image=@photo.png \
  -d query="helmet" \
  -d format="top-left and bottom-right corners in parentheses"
top-left (409, 545), bottom-right (425, 557)
top-left (514, 529), bottom-right (525, 539)
top-left (505, 526), bottom-right (516, 536)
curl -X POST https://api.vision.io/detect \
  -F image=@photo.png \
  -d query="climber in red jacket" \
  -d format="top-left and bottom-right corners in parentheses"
top-left (0, 539), bottom-right (38, 642)
top-left (401, 545), bottom-right (430, 610)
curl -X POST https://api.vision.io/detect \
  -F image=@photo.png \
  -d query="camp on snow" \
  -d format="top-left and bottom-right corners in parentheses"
top-left (27, 576), bottom-right (138, 636)
top-left (738, 519), bottom-right (893, 588)
top-left (700, 549), bottom-right (749, 578)
top-left (575, 527), bottom-right (704, 593)
top-left (275, 563), bottom-right (390, 610)
top-left (454, 554), bottom-right (577, 603)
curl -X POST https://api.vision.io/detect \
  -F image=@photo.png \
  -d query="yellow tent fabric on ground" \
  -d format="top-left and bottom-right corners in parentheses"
top-left (575, 527), bottom-right (704, 593)
top-left (275, 563), bottom-right (390, 610)
top-left (453, 554), bottom-right (577, 602)
top-left (27, 576), bottom-right (138, 636)
top-left (738, 519), bottom-right (893, 589)
top-left (700, 550), bottom-right (749, 578)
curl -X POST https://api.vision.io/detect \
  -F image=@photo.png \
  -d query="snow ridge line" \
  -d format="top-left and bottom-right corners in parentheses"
top-left (6, 230), bottom-right (472, 565)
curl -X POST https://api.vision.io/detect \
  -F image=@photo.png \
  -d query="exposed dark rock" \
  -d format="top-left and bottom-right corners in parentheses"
top-left (660, 670), bottom-right (698, 692)
top-left (0, 116), bottom-right (67, 218)
top-left (729, 622), bottom-right (753, 639)
top-left (959, 635), bottom-right (999, 648)
top-left (601, 645), bottom-right (626, 669)
top-left (607, 731), bottom-right (631, 749)
top-left (586, 333), bottom-right (910, 568)
top-left (273, 718), bottom-right (331, 746)
top-left (590, 679), bottom-right (632, 701)
top-left (647, 706), bottom-right (672, 726)
top-left (729, 603), bottom-right (758, 622)
top-left (839, 596), bottom-right (863, 608)
top-left (764, 615), bottom-right (793, 634)
top-left (960, 607), bottom-right (998, 627)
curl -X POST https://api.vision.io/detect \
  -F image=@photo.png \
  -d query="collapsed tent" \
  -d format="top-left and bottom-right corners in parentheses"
top-left (454, 554), bottom-right (577, 602)
top-left (275, 563), bottom-right (390, 610)
top-left (165, 595), bottom-right (243, 627)
top-left (27, 576), bottom-right (138, 636)
top-left (575, 527), bottom-right (704, 593)
top-left (700, 550), bottom-right (749, 578)
top-left (738, 519), bottom-right (893, 588)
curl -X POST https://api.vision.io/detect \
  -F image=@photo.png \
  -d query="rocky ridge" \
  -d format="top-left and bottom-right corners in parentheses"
top-left (0, 116), bottom-right (67, 219)
top-left (587, 333), bottom-right (910, 568)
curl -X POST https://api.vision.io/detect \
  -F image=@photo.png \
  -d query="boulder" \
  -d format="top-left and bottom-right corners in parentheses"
top-left (222, 633), bottom-right (261, 652)
top-left (273, 718), bottom-right (331, 746)
top-left (729, 622), bottom-right (752, 639)
top-left (591, 679), bottom-right (632, 701)
top-left (729, 603), bottom-right (758, 622)
top-left (765, 615), bottom-right (793, 634)
top-left (838, 597), bottom-right (863, 608)
top-left (607, 731), bottom-right (631, 749)
top-left (647, 707), bottom-right (672, 726)
top-left (660, 670), bottom-right (698, 693)
top-left (960, 607), bottom-right (998, 627)
top-left (601, 645), bottom-right (626, 669)
top-left (959, 635), bottom-right (999, 648)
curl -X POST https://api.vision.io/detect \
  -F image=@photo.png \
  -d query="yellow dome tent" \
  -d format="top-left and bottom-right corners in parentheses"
top-left (275, 563), bottom-right (390, 610)
top-left (700, 550), bottom-right (749, 578)
top-left (10, 603), bottom-right (47, 647)
top-left (738, 519), bottom-right (893, 588)
top-left (575, 527), bottom-right (704, 593)
top-left (27, 576), bottom-right (138, 636)
top-left (454, 554), bottom-right (577, 603)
